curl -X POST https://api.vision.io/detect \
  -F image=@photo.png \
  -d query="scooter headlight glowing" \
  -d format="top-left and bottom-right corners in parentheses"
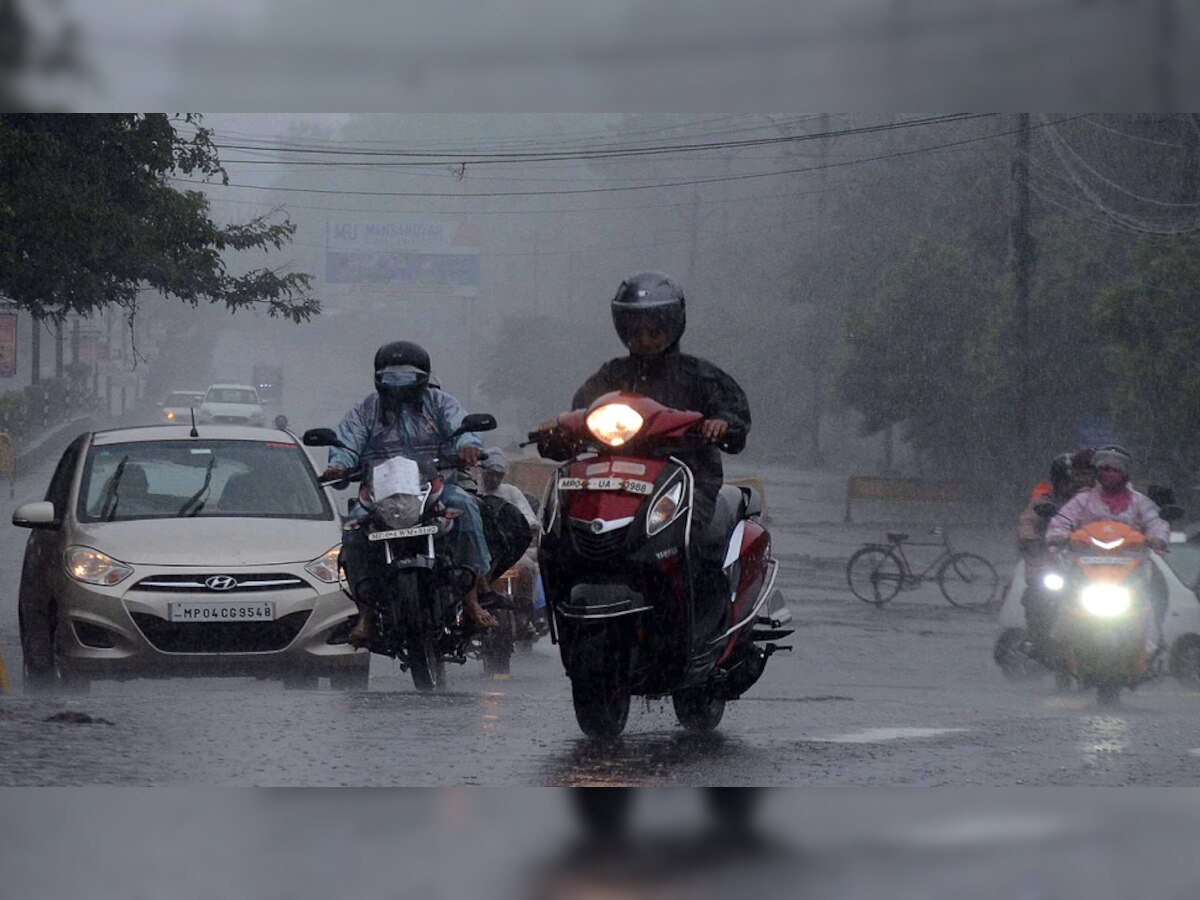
top-left (586, 403), bottom-right (644, 447)
top-left (1079, 584), bottom-right (1132, 617)
top-left (647, 482), bottom-right (684, 536)
top-left (1042, 572), bottom-right (1065, 592)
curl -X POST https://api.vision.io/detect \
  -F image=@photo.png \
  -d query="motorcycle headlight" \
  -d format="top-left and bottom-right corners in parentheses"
top-left (375, 493), bottom-right (425, 529)
top-left (1042, 572), bottom-right (1065, 592)
top-left (305, 545), bottom-right (342, 584)
top-left (586, 403), bottom-right (644, 447)
top-left (1080, 584), bottom-right (1131, 618)
top-left (65, 546), bottom-right (133, 587)
top-left (647, 481), bottom-right (684, 536)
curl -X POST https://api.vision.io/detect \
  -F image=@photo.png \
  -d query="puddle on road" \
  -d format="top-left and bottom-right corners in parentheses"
top-left (810, 727), bottom-right (969, 744)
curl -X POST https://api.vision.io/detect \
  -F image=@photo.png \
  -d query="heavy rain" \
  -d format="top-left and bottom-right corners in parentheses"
top-left (6, 3), bottom-right (1200, 899)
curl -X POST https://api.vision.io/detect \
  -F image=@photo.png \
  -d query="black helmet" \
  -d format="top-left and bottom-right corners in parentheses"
top-left (374, 340), bottom-right (431, 404)
top-left (273, 414), bottom-right (289, 430)
top-left (1049, 453), bottom-right (1072, 494)
top-left (611, 271), bottom-right (686, 357)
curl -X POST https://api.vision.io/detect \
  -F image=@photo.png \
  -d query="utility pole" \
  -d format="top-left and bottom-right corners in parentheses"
top-left (30, 315), bottom-right (40, 386)
top-left (54, 320), bottom-right (64, 378)
top-left (1182, 114), bottom-right (1199, 204)
top-left (806, 114), bottom-right (830, 469)
top-left (1011, 114), bottom-right (1034, 476)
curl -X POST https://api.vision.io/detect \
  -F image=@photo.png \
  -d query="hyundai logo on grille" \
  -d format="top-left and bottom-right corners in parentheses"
top-left (205, 575), bottom-right (239, 592)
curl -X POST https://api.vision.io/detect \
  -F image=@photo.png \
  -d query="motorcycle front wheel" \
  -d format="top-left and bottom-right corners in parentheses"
top-left (570, 624), bottom-right (631, 739)
top-left (391, 570), bottom-right (445, 692)
top-left (409, 632), bottom-right (445, 692)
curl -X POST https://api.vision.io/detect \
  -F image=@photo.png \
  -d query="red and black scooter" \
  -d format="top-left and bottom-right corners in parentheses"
top-left (531, 391), bottom-right (790, 738)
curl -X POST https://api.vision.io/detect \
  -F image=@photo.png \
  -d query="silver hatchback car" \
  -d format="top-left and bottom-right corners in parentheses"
top-left (12, 425), bottom-right (367, 689)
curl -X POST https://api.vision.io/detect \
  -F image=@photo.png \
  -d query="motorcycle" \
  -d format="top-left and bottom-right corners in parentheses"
top-left (303, 415), bottom-right (527, 690)
top-left (530, 391), bottom-right (790, 738)
top-left (492, 549), bottom-right (546, 654)
top-left (1040, 519), bottom-right (1160, 707)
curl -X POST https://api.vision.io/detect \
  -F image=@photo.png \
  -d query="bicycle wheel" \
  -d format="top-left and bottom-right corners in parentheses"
top-left (846, 546), bottom-right (905, 605)
top-left (939, 552), bottom-right (999, 609)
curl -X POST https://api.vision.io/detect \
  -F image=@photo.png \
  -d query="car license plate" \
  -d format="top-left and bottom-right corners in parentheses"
top-left (368, 524), bottom-right (439, 541)
top-left (168, 602), bottom-right (275, 623)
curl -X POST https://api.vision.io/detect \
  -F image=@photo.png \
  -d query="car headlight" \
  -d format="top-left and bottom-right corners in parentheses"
top-left (305, 545), bottom-right (342, 584)
top-left (165, 410), bottom-right (176, 421)
top-left (1080, 584), bottom-right (1131, 617)
top-left (1042, 572), bottom-right (1065, 592)
top-left (647, 481), bottom-right (684, 536)
top-left (65, 546), bottom-right (133, 586)
top-left (586, 403), bottom-right (644, 447)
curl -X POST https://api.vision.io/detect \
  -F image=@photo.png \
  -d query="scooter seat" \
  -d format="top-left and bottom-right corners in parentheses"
top-left (886, 532), bottom-right (909, 543)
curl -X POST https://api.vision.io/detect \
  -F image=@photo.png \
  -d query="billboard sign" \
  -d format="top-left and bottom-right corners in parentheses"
top-left (325, 220), bottom-right (482, 294)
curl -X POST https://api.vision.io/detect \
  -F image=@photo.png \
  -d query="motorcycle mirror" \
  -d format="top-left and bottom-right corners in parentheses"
top-left (455, 413), bottom-right (497, 436)
top-left (1033, 501), bottom-right (1058, 519)
top-left (1160, 503), bottom-right (1186, 523)
top-left (302, 428), bottom-right (344, 448)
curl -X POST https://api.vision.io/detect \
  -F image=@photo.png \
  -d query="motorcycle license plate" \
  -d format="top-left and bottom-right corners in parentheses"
top-left (368, 524), bottom-right (439, 541)
top-left (558, 477), bottom-right (654, 495)
top-left (168, 602), bottom-right (275, 622)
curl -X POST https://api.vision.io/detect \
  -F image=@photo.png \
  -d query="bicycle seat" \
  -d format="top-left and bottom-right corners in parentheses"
top-left (886, 532), bottom-right (909, 543)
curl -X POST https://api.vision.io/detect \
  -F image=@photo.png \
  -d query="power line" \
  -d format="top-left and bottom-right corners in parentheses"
top-left (172, 115), bottom-right (1077, 201)
top-left (207, 114), bottom-right (988, 165)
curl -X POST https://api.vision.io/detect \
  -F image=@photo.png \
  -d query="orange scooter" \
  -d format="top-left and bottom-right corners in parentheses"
top-left (1043, 520), bottom-right (1157, 707)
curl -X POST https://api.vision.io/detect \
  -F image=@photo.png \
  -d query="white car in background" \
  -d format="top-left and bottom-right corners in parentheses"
top-left (199, 384), bottom-right (265, 427)
top-left (158, 390), bottom-right (206, 425)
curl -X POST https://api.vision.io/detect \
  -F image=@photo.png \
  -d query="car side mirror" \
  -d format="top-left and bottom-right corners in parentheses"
top-left (454, 413), bottom-right (497, 437)
top-left (13, 501), bottom-right (59, 529)
top-left (1033, 501), bottom-right (1058, 519)
top-left (302, 428), bottom-right (347, 449)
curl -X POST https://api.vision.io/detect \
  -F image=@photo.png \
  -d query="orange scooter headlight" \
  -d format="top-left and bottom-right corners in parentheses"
top-left (586, 403), bottom-right (644, 447)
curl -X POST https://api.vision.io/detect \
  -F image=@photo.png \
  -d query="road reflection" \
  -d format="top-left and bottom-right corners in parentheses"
top-left (542, 731), bottom-right (759, 786)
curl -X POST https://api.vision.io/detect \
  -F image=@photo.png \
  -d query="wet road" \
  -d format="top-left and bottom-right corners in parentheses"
top-left (5, 322), bottom-right (1200, 785)
top-left (7, 443), bottom-right (1200, 786)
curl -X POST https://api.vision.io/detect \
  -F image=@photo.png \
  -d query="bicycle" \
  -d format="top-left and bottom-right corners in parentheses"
top-left (846, 527), bottom-right (999, 609)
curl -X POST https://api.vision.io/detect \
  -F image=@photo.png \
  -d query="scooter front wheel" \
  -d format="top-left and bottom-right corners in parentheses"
top-left (570, 626), bottom-right (631, 739)
top-left (672, 686), bottom-right (726, 732)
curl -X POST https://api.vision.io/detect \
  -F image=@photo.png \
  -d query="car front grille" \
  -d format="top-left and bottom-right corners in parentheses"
top-left (131, 610), bottom-right (312, 653)
top-left (212, 415), bottom-right (251, 424)
top-left (129, 574), bottom-right (309, 593)
top-left (570, 522), bottom-right (627, 561)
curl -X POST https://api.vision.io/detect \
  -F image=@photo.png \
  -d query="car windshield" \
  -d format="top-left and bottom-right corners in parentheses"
top-left (78, 440), bottom-right (332, 522)
top-left (206, 388), bottom-right (259, 405)
top-left (164, 392), bottom-right (201, 407)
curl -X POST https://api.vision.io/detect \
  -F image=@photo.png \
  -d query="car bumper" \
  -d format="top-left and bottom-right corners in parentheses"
top-left (52, 565), bottom-right (365, 677)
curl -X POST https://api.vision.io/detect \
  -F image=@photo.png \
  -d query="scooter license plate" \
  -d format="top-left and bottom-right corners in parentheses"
top-left (558, 477), bottom-right (654, 495)
top-left (368, 525), bottom-right (439, 541)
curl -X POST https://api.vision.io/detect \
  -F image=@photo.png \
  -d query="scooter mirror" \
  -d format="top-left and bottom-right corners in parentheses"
top-left (1033, 501), bottom-right (1058, 519)
top-left (1160, 504), bottom-right (1186, 523)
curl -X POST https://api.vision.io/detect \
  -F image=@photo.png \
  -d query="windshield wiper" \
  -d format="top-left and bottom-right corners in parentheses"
top-left (178, 457), bottom-right (216, 517)
top-left (100, 456), bottom-right (129, 522)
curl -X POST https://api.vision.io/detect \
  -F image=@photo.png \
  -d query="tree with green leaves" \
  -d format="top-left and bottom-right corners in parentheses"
top-left (837, 239), bottom-right (996, 475)
top-left (1097, 235), bottom-right (1200, 483)
top-left (0, 114), bottom-right (317, 323)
